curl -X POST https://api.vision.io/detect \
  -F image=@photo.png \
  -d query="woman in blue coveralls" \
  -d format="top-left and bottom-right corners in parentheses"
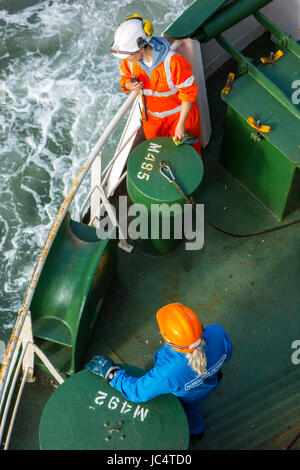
top-left (86, 303), bottom-right (232, 438)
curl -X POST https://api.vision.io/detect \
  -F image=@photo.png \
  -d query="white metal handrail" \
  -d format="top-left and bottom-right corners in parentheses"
top-left (79, 123), bottom-right (140, 222)
top-left (0, 90), bottom-right (139, 448)
top-left (102, 124), bottom-right (141, 184)
top-left (0, 339), bottom-right (32, 448)
top-left (3, 366), bottom-right (29, 450)
top-left (88, 171), bottom-right (128, 227)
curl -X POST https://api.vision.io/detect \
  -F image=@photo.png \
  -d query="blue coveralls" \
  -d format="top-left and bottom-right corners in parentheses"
top-left (110, 324), bottom-right (232, 434)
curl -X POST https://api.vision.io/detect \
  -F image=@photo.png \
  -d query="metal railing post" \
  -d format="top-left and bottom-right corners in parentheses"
top-left (90, 152), bottom-right (102, 228)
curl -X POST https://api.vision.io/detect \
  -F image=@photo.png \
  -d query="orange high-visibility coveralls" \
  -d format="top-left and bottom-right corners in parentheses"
top-left (120, 51), bottom-right (201, 154)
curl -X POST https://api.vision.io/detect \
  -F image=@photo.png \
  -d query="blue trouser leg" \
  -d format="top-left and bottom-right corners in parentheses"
top-left (179, 382), bottom-right (220, 434)
top-left (180, 399), bottom-right (205, 434)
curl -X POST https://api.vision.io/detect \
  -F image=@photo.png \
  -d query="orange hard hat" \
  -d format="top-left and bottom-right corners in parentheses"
top-left (156, 303), bottom-right (203, 353)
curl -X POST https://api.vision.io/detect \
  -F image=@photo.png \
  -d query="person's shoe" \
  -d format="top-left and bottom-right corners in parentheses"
top-left (190, 432), bottom-right (204, 441)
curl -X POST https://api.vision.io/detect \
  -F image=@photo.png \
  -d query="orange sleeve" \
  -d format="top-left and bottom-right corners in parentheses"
top-left (120, 59), bottom-right (132, 93)
top-left (170, 54), bottom-right (198, 102)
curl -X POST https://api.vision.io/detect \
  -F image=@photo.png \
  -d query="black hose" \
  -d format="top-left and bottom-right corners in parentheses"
top-left (285, 429), bottom-right (300, 450)
top-left (160, 161), bottom-right (300, 238)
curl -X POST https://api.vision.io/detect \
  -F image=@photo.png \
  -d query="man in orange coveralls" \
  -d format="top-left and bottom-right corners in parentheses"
top-left (110, 14), bottom-right (201, 154)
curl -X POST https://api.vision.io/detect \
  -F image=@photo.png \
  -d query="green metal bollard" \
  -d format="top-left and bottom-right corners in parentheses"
top-left (126, 137), bottom-right (204, 256)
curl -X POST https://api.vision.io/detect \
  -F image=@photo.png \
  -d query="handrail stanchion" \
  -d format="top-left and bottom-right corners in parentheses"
top-left (78, 123), bottom-right (141, 222)
top-left (90, 152), bottom-right (102, 228)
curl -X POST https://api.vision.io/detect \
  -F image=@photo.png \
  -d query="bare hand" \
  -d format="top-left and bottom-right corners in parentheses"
top-left (125, 80), bottom-right (144, 92)
top-left (174, 123), bottom-right (185, 142)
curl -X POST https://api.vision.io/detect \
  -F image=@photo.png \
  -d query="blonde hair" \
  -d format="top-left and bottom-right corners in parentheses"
top-left (185, 340), bottom-right (207, 377)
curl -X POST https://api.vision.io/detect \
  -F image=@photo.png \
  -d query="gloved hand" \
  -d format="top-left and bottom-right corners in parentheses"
top-left (85, 355), bottom-right (120, 383)
top-left (173, 132), bottom-right (199, 146)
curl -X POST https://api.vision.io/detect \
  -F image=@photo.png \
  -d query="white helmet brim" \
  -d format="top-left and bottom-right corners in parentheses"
top-left (110, 17), bottom-right (151, 60)
top-left (110, 41), bottom-right (139, 60)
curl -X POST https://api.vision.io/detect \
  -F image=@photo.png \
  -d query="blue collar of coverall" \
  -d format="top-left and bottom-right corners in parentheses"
top-left (138, 36), bottom-right (171, 79)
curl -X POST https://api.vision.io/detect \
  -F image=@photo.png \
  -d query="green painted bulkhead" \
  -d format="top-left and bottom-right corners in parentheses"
top-left (30, 213), bottom-right (117, 376)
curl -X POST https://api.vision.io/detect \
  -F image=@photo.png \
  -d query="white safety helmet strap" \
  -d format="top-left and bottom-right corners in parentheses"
top-left (166, 338), bottom-right (202, 351)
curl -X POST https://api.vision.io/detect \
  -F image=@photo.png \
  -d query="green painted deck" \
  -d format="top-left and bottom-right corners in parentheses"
top-left (7, 33), bottom-right (300, 451)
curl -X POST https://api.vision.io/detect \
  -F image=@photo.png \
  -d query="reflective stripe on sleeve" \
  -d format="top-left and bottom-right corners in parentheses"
top-left (176, 75), bottom-right (195, 89)
top-left (147, 105), bottom-right (182, 118)
top-left (163, 50), bottom-right (178, 92)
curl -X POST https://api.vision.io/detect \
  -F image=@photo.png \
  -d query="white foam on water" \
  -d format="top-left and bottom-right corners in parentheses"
top-left (0, 0), bottom-right (192, 338)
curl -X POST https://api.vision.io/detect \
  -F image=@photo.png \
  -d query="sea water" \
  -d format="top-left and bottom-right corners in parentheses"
top-left (0, 0), bottom-right (192, 357)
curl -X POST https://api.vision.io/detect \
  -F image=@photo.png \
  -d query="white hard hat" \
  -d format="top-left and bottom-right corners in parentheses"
top-left (110, 16), bottom-right (153, 59)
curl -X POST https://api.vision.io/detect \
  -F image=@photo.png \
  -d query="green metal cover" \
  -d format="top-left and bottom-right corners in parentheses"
top-left (221, 74), bottom-right (300, 165)
top-left (258, 52), bottom-right (300, 112)
top-left (220, 71), bottom-right (300, 219)
top-left (198, 0), bottom-right (273, 42)
top-left (163, 0), bottom-right (273, 41)
top-left (126, 137), bottom-right (203, 255)
top-left (39, 367), bottom-right (189, 450)
top-left (127, 137), bottom-right (203, 205)
top-left (163, 0), bottom-right (228, 39)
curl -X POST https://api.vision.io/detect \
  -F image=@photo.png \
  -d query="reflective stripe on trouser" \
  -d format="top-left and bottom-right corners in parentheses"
top-left (142, 101), bottom-right (201, 154)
